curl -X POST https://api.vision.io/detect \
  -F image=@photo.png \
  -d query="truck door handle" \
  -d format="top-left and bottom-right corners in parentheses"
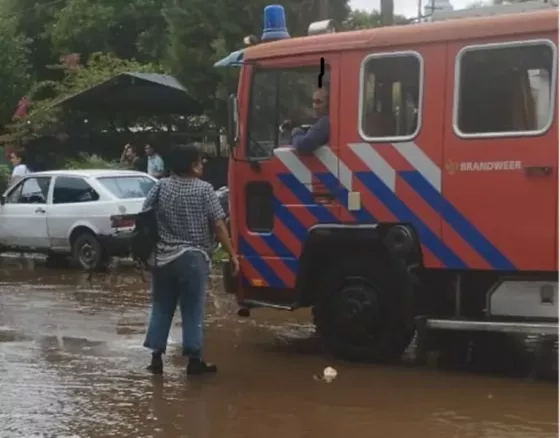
top-left (312, 192), bottom-right (335, 204)
top-left (524, 166), bottom-right (552, 177)
top-left (35, 207), bottom-right (46, 213)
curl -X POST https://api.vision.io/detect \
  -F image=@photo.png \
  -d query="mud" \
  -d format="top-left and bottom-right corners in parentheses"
top-left (0, 258), bottom-right (557, 438)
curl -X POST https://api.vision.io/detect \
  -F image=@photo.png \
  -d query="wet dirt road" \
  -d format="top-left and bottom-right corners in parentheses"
top-left (0, 259), bottom-right (557, 438)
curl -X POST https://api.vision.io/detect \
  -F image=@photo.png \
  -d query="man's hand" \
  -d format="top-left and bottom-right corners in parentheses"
top-left (229, 254), bottom-right (240, 275)
top-left (280, 119), bottom-right (293, 134)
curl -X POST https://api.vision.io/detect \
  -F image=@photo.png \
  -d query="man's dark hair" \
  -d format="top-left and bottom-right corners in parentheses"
top-left (11, 149), bottom-right (26, 162)
top-left (169, 144), bottom-right (203, 176)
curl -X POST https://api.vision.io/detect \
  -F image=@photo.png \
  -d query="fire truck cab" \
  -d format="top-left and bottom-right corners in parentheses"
top-left (217, 3), bottom-right (558, 362)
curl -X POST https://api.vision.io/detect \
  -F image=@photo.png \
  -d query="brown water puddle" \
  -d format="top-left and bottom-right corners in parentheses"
top-left (0, 260), bottom-right (557, 438)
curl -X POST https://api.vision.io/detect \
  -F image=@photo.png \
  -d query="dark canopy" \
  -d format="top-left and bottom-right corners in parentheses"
top-left (56, 72), bottom-right (201, 115)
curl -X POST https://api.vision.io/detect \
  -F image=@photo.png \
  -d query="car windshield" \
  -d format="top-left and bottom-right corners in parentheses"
top-left (97, 176), bottom-right (155, 199)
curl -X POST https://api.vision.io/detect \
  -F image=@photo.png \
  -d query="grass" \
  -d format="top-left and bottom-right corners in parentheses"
top-left (212, 246), bottom-right (228, 264)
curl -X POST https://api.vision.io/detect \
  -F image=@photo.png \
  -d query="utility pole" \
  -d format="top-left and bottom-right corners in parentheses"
top-left (381, 0), bottom-right (395, 25)
top-left (318, 0), bottom-right (329, 20)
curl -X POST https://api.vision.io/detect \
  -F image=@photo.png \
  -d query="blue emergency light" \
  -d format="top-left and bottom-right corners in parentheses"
top-left (261, 4), bottom-right (290, 41)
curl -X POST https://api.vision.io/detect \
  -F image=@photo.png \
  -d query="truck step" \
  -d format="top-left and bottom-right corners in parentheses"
top-left (417, 317), bottom-right (558, 335)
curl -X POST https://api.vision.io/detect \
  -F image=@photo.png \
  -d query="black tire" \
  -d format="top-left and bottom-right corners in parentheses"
top-left (312, 253), bottom-right (415, 362)
top-left (71, 232), bottom-right (107, 271)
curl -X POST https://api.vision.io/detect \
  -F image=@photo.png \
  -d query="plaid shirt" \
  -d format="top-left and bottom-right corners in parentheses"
top-left (142, 176), bottom-right (226, 267)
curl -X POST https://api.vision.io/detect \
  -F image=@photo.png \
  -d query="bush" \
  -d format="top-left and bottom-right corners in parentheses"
top-left (63, 153), bottom-right (120, 170)
top-left (0, 164), bottom-right (10, 193)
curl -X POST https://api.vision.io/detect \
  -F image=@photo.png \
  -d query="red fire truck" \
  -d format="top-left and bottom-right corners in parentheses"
top-left (216, 2), bottom-right (558, 361)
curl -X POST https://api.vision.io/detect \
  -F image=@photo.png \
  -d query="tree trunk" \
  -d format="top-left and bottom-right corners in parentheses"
top-left (381, 0), bottom-right (394, 25)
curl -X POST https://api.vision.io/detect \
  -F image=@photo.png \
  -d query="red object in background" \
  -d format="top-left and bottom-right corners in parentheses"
top-left (60, 53), bottom-right (81, 71)
top-left (12, 97), bottom-right (30, 120)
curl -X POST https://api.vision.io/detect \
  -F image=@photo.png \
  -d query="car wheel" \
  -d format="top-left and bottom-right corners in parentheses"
top-left (313, 254), bottom-right (415, 363)
top-left (71, 232), bottom-right (107, 271)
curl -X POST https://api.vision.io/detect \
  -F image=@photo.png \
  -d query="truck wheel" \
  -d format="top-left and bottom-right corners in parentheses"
top-left (71, 232), bottom-right (107, 271)
top-left (313, 254), bottom-right (415, 362)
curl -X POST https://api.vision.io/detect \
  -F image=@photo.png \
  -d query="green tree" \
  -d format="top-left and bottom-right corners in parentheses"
top-left (0, 18), bottom-right (32, 127)
top-left (164, 0), bottom-right (351, 129)
top-left (0, 0), bottom-right (67, 80)
top-left (49, 0), bottom-right (169, 63)
top-left (7, 52), bottom-right (165, 139)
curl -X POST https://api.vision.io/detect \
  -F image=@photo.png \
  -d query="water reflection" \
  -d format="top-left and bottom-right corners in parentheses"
top-left (0, 258), bottom-right (557, 437)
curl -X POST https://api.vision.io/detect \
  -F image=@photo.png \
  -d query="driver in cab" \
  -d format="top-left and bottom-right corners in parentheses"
top-left (281, 84), bottom-right (329, 154)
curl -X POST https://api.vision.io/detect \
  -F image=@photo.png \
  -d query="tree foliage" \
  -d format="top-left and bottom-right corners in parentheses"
top-left (0, 18), bottom-right (32, 128)
top-left (0, 0), bottom-right (361, 137)
top-left (8, 52), bottom-right (165, 140)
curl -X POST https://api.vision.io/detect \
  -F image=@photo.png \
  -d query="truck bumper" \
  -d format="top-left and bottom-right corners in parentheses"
top-left (98, 232), bottom-right (133, 258)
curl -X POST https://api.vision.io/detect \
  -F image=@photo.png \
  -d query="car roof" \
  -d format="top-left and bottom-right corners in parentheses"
top-left (29, 169), bottom-right (153, 179)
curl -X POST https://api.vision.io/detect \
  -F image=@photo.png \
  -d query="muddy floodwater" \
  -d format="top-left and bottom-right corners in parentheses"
top-left (0, 257), bottom-right (557, 438)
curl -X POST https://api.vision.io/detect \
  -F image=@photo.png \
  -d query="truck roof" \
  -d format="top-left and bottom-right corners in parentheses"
top-left (243, 8), bottom-right (558, 61)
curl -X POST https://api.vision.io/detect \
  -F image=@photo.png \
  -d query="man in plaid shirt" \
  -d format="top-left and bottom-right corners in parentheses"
top-left (142, 144), bottom-right (238, 375)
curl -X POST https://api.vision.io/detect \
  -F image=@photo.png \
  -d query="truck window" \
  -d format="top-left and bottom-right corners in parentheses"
top-left (455, 40), bottom-right (555, 136)
top-left (247, 66), bottom-right (330, 159)
top-left (360, 52), bottom-right (422, 141)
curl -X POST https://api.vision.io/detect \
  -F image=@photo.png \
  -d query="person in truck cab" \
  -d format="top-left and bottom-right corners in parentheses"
top-left (282, 84), bottom-right (330, 154)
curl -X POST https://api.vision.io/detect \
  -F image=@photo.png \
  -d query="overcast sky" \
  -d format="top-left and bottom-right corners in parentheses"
top-left (350, 0), bottom-right (473, 18)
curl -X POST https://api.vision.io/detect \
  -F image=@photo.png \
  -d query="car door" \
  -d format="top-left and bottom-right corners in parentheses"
top-left (48, 176), bottom-right (101, 250)
top-left (0, 176), bottom-right (52, 249)
top-left (232, 55), bottom-right (342, 291)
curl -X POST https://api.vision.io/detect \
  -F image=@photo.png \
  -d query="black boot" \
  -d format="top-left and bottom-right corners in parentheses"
top-left (147, 351), bottom-right (163, 375)
top-left (187, 357), bottom-right (217, 375)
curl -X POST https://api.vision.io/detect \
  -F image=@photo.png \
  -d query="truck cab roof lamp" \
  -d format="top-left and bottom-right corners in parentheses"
top-left (308, 19), bottom-right (336, 36)
top-left (261, 4), bottom-right (290, 41)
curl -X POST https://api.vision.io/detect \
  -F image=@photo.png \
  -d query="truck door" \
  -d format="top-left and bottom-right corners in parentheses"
top-left (232, 54), bottom-right (341, 292)
top-left (443, 39), bottom-right (558, 271)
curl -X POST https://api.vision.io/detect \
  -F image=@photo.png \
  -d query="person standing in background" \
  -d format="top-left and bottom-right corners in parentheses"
top-left (120, 143), bottom-right (145, 172)
top-left (145, 144), bottom-right (165, 178)
top-left (9, 149), bottom-right (31, 186)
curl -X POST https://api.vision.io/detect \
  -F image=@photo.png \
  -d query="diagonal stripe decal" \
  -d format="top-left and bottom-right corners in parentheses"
top-left (349, 143), bottom-right (396, 191)
top-left (268, 143), bottom-right (511, 272)
top-left (274, 148), bottom-right (312, 185)
top-left (399, 171), bottom-right (515, 270)
top-left (315, 172), bottom-right (376, 222)
top-left (392, 142), bottom-right (441, 192)
top-left (356, 172), bottom-right (467, 269)
top-left (315, 146), bottom-right (353, 191)
top-left (239, 237), bottom-right (286, 288)
top-left (277, 173), bottom-right (337, 223)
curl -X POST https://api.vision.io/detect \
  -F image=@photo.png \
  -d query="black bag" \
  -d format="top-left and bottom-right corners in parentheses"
top-left (131, 183), bottom-right (161, 269)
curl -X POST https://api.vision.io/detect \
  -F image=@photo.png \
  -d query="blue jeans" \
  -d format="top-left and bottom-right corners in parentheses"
top-left (143, 250), bottom-right (210, 358)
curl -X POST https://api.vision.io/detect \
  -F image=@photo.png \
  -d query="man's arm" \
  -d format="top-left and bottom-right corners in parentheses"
top-left (205, 185), bottom-right (236, 259)
top-left (291, 116), bottom-right (329, 154)
top-left (141, 181), bottom-right (159, 211)
top-left (152, 156), bottom-right (165, 178)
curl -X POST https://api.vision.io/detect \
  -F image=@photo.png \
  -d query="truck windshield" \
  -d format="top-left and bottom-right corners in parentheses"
top-left (246, 65), bottom-right (329, 159)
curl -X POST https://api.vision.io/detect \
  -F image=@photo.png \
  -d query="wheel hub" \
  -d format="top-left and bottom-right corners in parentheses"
top-left (80, 243), bottom-right (95, 265)
top-left (331, 283), bottom-right (382, 341)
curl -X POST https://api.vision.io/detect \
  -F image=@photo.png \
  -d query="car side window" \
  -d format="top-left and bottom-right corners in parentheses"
top-left (53, 176), bottom-right (100, 204)
top-left (6, 177), bottom-right (51, 204)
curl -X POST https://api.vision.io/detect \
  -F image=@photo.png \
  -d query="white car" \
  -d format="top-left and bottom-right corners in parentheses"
top-left (0, 169), bottom-right (157, 270)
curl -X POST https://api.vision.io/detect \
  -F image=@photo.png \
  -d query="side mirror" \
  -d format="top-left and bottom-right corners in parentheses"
top-left (0, 195), bottom-right (5, 206)
top-left (227, 94), bottom-right (239, 147)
